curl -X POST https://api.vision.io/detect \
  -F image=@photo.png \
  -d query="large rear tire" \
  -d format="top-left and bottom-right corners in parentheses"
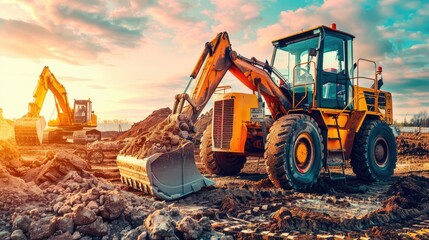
top-left (200, 124), bottom-right (246, 176)
top-left (350, 120), bottom-right (397, 182)
top-left (265, 114), bottom-right (324, 191)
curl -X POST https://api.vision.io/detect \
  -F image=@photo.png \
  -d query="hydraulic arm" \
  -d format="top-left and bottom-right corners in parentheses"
top-left (174, 32), bottom-right (292, 123)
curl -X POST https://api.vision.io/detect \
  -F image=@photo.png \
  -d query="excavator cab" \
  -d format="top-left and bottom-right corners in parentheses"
top-left (73, 100), bottom-right (93, 124)
top-left (271, 24), bottom-right (355, 110)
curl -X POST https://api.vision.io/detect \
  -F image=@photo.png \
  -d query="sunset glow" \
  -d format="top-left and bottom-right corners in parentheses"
top-left (1, 0), bottom-right (428, 123)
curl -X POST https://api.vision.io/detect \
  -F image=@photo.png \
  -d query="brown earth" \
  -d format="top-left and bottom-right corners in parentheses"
top-left (397, 132), bottom-right (429, 156)
top-left (2, 110), bottom-right (429, 239)
top-left (116, 107), bottom-right (172, 140)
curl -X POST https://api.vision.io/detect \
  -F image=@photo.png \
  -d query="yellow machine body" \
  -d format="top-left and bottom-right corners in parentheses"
top-left (212, 92), bottom-right (258, 153)
top-left (14, 66), bottom-right (100, 145)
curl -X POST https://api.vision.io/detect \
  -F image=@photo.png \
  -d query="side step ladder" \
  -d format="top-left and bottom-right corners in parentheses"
top-left (326, 114), bottom-right (347, 183)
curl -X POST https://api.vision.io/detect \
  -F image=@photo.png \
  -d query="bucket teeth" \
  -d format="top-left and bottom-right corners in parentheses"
top-left (14, 116), bottom-right (46, 146)
top-left (116, 142), bottom-right (214, 200)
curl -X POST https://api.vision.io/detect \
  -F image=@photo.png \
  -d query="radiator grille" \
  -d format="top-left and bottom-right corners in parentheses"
top-left (213, 99), bottom-right (234, 149)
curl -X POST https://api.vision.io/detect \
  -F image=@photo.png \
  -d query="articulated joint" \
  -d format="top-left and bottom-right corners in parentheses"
top-left (172, 93), bottom-right (199, 114)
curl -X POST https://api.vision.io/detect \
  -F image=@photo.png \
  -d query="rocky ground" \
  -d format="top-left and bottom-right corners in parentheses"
top-left (2, 110), bottom-right (429, 239)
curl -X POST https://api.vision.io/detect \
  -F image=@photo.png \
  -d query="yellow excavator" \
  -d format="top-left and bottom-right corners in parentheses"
top-left (14, 66), bottom-right (101, 145)
top-left (117, 24), bottom-right (396, 199)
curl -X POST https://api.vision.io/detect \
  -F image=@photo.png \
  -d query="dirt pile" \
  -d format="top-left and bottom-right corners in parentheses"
top-left (0, 140), bottom-right (21, 174)
top-left (3, 169), bottom-right (226, 239)
top-left (120, 114), bottom-right (196, 159)
top-left (0, 110), bottom-right (14, 141)
top-left (117, 107), bottom-right (172, 140)
top-left (384, 175), bottom-right (429, 209)
top-left (192, 109), bottom-right (212, 146)
top-left (0, 165), bottom-right (42, 208)
top-left (22, 150), bottom-right (90, 185)
top-left (5, 171), bottom-right (148, 239)
top-left (270, 206), bottom-right (340, 233)
top-left (397, 132), bottom-right (429, 156)
top-left (145, 206), bottom-right (222, 240)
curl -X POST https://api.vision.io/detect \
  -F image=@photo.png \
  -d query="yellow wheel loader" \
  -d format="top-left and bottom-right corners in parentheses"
top-left (14, 66), bottom-right (101, 145)
top-left (117, 24), bottom-right (396, 199)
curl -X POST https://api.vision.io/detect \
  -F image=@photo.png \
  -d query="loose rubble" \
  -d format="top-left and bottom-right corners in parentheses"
top-left (397, 132), bottom-right (429, 156)
top-left (117, 107), bottom-right (172, 140)
top-left (120, 114), bottom-right (196, 159)
top-left (2, 109), bottom-right (429, 239)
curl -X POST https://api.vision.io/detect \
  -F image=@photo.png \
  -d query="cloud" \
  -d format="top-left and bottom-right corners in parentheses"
top-left (145, 0), bottom-right (212, 49)
top-left (0, 1), bottom-right (149, 63)
top-left (210, 0), bottom-right (263, 33)
top-left (120, 74), bottom-right (187, 106)
top-left (89, 84), bottom-right (107, 89)
top-left (59, 76), bottom-right (93, 82)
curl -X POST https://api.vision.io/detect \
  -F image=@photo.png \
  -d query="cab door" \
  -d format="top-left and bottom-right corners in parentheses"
top-left (318, 35), bottom-right (353, 110)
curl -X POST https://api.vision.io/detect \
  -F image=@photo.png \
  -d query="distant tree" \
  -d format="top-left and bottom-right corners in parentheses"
top-left (403, 115), bottom-right (409, 126)
top-left (410, 111), bottom-right (429, 131)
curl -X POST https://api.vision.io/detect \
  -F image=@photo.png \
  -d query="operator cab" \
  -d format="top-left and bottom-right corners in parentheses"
top-left (271, 24), bottom-right (354, 110)
top-left (73, 99), bottom-right (93, 123)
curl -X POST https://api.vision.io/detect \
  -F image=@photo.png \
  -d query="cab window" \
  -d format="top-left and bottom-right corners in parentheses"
top-left (323, 36), bottom-right (345, 74)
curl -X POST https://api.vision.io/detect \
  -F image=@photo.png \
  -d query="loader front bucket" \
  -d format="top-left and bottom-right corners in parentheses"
top-left (14, 116), bottom-right (46, 146)
top-left (117, 142), bottom-right (214, 200)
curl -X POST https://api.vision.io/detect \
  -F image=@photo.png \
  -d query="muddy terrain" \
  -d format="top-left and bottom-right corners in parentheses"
top-left (1, 111), bottom-right (429, 239)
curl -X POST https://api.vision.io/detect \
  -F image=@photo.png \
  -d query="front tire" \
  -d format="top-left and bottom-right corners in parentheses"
top-left (200, 124), bottom-right (246, 176)
top-left (350, 120), bottom-right (397, 181)
top-left (265, 114), bottom-right (324, 191)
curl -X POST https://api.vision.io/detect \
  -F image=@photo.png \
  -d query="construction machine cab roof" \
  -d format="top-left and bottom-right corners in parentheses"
top-left (272, 24), bottom-right (355, 48)
top-left (270, 24), bottom-right (357, 110)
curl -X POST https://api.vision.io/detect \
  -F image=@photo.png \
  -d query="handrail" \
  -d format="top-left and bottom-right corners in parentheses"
top-left (292, 61), bottom-right (316, 108)
top-left (355, 58), bottom-right (379, 111)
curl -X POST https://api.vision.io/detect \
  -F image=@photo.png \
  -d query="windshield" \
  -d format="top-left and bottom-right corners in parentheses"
top-left (272, 36), bottom-right (319, 84)
top-left (74, 101), bottom-right (91, 123)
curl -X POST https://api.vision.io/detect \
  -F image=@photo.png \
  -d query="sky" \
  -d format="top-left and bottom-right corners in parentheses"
top-left (0, 0), bottom-right (428, 123)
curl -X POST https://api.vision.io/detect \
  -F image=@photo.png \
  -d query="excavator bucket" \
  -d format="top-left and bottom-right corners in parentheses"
top-left (117, 142), bottom-right (215, 200)
top-left (14, 116), bottom-right (46, 145)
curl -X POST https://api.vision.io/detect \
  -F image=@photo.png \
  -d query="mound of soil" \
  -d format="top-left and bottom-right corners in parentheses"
top-left (397, 133), bottom-right (429, 156)
top-left (22, 151), bottom-right (91, 185)
top-left (0, 140), bottom-right (21, 170)
top-left (0, 111), bottom-right (14, 141)
top-left (120, 114), bottom-right (196, 159)
top-left (384, 175), bottom-right (429, 209)
top-left (117, 107), bottom-right (171, 140)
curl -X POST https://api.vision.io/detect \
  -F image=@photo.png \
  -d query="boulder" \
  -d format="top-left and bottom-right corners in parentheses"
top-left (56, 214), bottom-right (74, 233)
top-left (29, 216), bottom-right (57, 240)
top-left (76, 217), bottom-right (108, 237)
top-left (121, 226), bottom-right (146, 240)
top-left (127, 207), bottom-right (148, 227)
top-left (10, 230), bottom-right (26, 240)
top-left (145, 209), bottom-right (177, 240)
top-left (177, 216), bottom-right (202, 239)
top-left (0, 231), bottom-right (10, 240)
top-left (72, 206), bottom-right (96, 225)
top-left (99, 191), bottom-right (125, 220)
top-left (12, 214), bottom-right (32, 233)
